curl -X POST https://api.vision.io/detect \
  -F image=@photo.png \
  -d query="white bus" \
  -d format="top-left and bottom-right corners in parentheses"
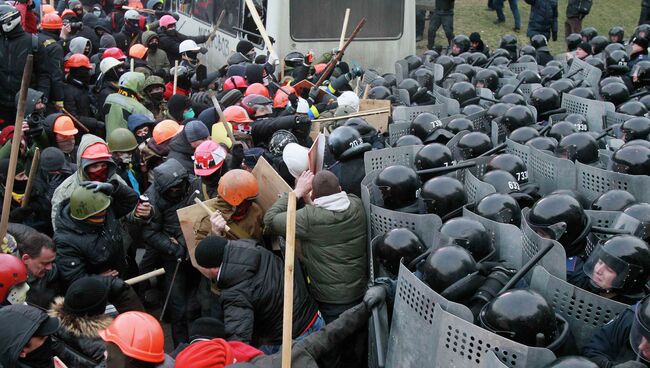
top-left (170, 0), bottom-right (416, 75)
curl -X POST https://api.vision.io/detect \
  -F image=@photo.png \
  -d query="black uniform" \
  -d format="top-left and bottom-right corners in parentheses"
top-left (427, 0), bottom-right (455, 50)
top-left (157, 28), bottom-right (208, 65)
top-left (37, 30), bottom-right (65, 107)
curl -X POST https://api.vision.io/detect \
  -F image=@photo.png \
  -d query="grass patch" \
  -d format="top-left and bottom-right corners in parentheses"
top-left (418, 0), bottom-right (641, 55)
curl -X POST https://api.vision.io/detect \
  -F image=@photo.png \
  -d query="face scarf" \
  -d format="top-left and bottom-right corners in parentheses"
top-left (148, 41), bottom-right (159, 52)
top-left (57, 137), bottom-right (75, 154)
top-left (148, 91), bottom-right (163, 102)
top-left (232, 199), bottom-right (253, 221)
top-left (19, 337), bottom-right (54, 368)
top-left (86, 209), bottom-right (107, 224)
top-left (163, 180), bottom-right (187, 202)
top-left (183, 108), bottom-right (195, 120)
top-left (86, 166), bottom-right (109, 182)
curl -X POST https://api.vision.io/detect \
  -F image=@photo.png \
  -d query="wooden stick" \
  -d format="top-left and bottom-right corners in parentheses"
top-left (130, 58), bottom-right (134, 73)
top-left (362, 84), bottom-right (371, 99)
top-left (338, 8), bottom-right (350, 51)
top-left (173, 60), bottom-right (179, 95)
top-left (21, 148), bottom-right (39, 208)
top-left (0, 55), bottom-right (32, 240)
top-left (209, 94), bottom-right (236, 145)
top-left (125, 268), bottom-right (165, 285)
top-left (315, 17), bottom-right (366, 87)
top-left (315, 107), bottom-right (390, 123)
top-left (60, 107), bottom-right (90, 133)
top-left (208, 10), bottom-right (226, 43)
top-left (123, 6), bottom-right (155, 14)
top-left (244, 0), bottom-right (275, 54)
top-left (280, 58), bottom-right (285, 83)
top-left (281, 191), bottom-right (297, 368)
top-left (193, 196), bottom-right (232, 233)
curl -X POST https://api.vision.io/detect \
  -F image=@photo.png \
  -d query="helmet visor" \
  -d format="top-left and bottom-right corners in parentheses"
top-left (609, 160), bottom-right (633, 174)
top-left (630, 308), bottom-right (650, 362)
top-left (528, 220), bottom-right (568, 240)
top-left (583, 244), bottom-right (631, 290)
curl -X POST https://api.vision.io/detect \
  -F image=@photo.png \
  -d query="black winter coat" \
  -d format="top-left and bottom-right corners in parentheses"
top-left (327, 156), bottom-right (365, 197)
top-left (166, 132), bottom-right (196, 173)
top-left (63, 79), bottom-right (94, 119)
top-left (37, 31), bottom-right (65, 103)
top-left (143, 158), bottom-right (202, 260)
top-left (251, 115), bottom-right (311, 147)
top-left (582, 306), bottom-right (645, 367)
top-left (218, 239), bottom-right (319, 346)
top-left (0, 305), bottom-right (60, 368)
top-left (0, 25), bottom-right (49, 109)
top-left (525, 0), bottom-right (558, 36)
top-left (566, 0), bottom-right (592, 18)
top-left (157, 28), bottom-right (209, 65)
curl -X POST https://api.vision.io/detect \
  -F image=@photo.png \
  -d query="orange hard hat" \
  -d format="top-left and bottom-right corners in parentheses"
top-left (223, 105), bottom-right (253, 124)
top-left (64, 54), bottom-right (92, 69)
top-left (218, 169), bottom-right (259, 206)
top-left (41, 4), bottom-right (56, 15)
top-left (129, 44), bottom-right (148, 60)
top-left (245, 83), bottom-right (270, 98)
top-left (41, 13), bottom-right (63, 30)
top-left (314, 63), bottom-right (327, 75)
top-left (60, 9), bottom-right (76, 20)
top-left (0, 254), bottom-right (28, 303)
top-left (98, 311), bottom-right (165, 363)
top-left (53, 116), bottom-right (79, 135)
top-left (81, 142), bottom-right (112, 160)
top-left (127, 0), bottom-right (144, 9)
top-left (152, 119), bottom-right (183, 144)
top-left (273, 86), bottom-right (296, 108)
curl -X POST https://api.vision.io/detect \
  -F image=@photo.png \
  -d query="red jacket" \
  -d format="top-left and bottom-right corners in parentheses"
top-left (15, 3), bottom-right (37, 34)
top-left (163, 81), bottom-right (189, 100)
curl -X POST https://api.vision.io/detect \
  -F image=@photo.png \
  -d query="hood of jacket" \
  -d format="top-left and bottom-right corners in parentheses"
top-left (69, 36), bottom-right (90, 55)
top-left (0, 305), bottom-right (53, 367)
top-left (100, 34), bottom-right (116, 49)
top-left (49, 297), bottom-right (113, 337)
top-left (167, 129), bottom-right (194, 156)
top-left (142, 30), bottom-right (158, 45)
top-left (43, 113), bottom-right (65, 144)
top-left (153, 158), bottom-right (188, 193)
top-left (76, 134), bottom-right (117, 181)
top-left (82, 13), bottom-right (99, 28)
top-left (217, 240), bottom-right (262, 288)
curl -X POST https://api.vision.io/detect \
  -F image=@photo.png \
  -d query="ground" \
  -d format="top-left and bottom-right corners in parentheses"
top-left (418, 0), bottom-right (641, 55)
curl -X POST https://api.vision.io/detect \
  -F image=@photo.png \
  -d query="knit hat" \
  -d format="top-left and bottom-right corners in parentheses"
top-left (577, 42), bottom-right (592, 55)
top-left (195, 236), bottom-right (228, 268)
top-left (174, 338), bottom-right (263, 368)
top-left (236, 40), bottom-right (254, 55)
top-left (63, 277), bottom-right (109, 316)
top-left (40, 147), bottom-right (66, 172)
top-left (184, 120), bottom-right (210, 142)
top-left (100, 34), bottom-right (116, 50)
top-left (469, 32), bottom-right (481, 43)
top-left (68, 0), bottom-right (82, 9)
top-left (633, 36), bottom-right (650, 50)
top-left (167, 94), bottom-right (190, 121)
top-left (189, 317), bottom-right (225, 341)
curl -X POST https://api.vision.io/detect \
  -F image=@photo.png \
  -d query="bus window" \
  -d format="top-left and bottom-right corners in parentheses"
top-left (216, 0), bottom-right (242, 35)
top-left (190, 0), bottom-right (214, 23)
top-left (289, 0), bottom-right (404, 41)
top-left (241, 0), bottom-right (267, 45)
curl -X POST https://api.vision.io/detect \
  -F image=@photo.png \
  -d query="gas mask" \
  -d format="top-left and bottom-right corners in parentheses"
top-left (116, 152), bottom-right (132, 165)
top-left (7, 282), bottom-right (29, 305)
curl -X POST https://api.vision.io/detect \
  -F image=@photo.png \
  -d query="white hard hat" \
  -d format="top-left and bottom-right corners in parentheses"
top-left (179, 39), bottom-right (200, 53)
top-left (100, 57), bottom-right (123, 74)
top-left (337, 91), bottom-right (360, 111)
top-left (124, 9), bottom-right (140, 21)
top-left (297, 97), bottom-right (309, 114)
top-left (282, 143), bottom-right (309, 178)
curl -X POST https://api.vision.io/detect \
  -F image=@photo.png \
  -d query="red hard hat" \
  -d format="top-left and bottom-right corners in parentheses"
top-left (193, 140), bottom-right (227, 176)
top-left (0, 254), bottom-right (28, 303)
top-left (159, 14), bottom-right (176, 28)
top-left (61, 9), bottom-right (76, 20)
top-left (99, 312), bottom-right (165, 363)
top-left (129, 44), bottom-right (148, 59)
top-left (65, 54), bottom-right (92, 69)
top-left (41, 13), bottom-right (63, 30)
top-left (240, 94), bottom-right (272, 116)
top-left (81, 142), bottom-right (112, 160)
top-left (223, 105), bottom-right (253, 124)
top-left (223, 76), bottom-right (248, 91)
top-left (102, 47), bottom-right (127, 61)
top-left (245, 83), bottom-right (270, 98)
top-left (273, 86), bottom-right (296, 108)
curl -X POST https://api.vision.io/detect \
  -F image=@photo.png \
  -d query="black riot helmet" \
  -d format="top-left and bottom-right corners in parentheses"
top-left (476, 193), bottom-right (522, 226)
top-left (549, 79), bottom-right (576, 94)
top-left (284, 51), bottom-right (306, 68)
top-left (500, 93), bottom-right (527, 106)
top-left (420, 177), bottom-right (466, 218)
top-left (367, 86), bottom-right (392, 100)
top-left (604, 43), bottom-right (626, 59)
top-left (632, 60), bottom-right (650, 88)
top-left (393, 135), bottom-right (423, 147)
top-left (410, 113), bottom-right (454, 144)
top-left (457, 132), bottom-right (493, 159)
top-left (555, 132), bottom-right (599, 164)
top-left (462, 104), bottom-right (485, 116)
top-left (617, 101), bottom-right (649, 117)
top-left (481, 170), bottom-right (534, 208)
top-left (544, 356), bottom-right (599, 368)
top-left (609, 145), bottom-right (650, 175)
top-left (374, 228), bottom-right (426, 276)
top-left (548, 121), bottom-right (577, 142)
top-left (606, 50), bottom-right (630, 74)
top-left (327, 126), bottom-right (371, 161)
top-left (550, 189), bottom-right (591, 209)
top-left (468, 53), bottom-right (488, 67)
top-left (590, 35), bottom-right (609, 55)
top-left (452, 35), bottom-right (471, 54)
top-left (496, 84), bottom-right (523, 100)
top-left (530, 87), bottom-right (561, 119)
top-left (487, 102), bottom-right (514, 123)
top-left (581, 27), bottom-right (598, 42)
top-left (526, 136), bottom-right (558, 152)
top-left (382, 73), bottom-right (398, 88)
top-left (413, 68), bottom-right (435, 90)
top-left (520, 45), bottom-right (537, 57)
top-left (509, 126), bottom-right (540, 144)
top-left (444, 73), bottom-right (470, 90)
top-left (599, 76), bottom-right (624, 88)
top-left (499, 34), bottom-right (518, 57)
top-left (422, 245), bottom-right (477, 293)
top-left (591, 189), bottom-right (636, 211)
top-left (584, 235), bottom-right (650, 293)
top-left (566, 33), bottom-right (582, 51)
top-left (517, 54), bottom-right (537, 64)
top-left (492, 47), bottom-right (513, 60)
top-left (527, 194), bottom-right (590, 255)
top-left (436, 55), bottom-right (455, 76)
top-left (503, 105), bottom-right (535, 131)
top-left (531, 34), bottom-right (548, 49)
top-left (375, 165), bottom-right (421, 211)
top-left (517, 70), bottom-right (542, 84)
top-left (369, 76), bottom-right (388, 88)
top-left (440, 217), bottom-right (493, 261)
top-left (640, 95), bottom-right (650, 111)
top-left (446, 117), bottom-right (474, 134)
top-left (624, 203), bottom-right (650, 242)
top-left (450, 82), bottom-right (478, 107)
top-left (414, 143), bottom-right (454, 172)
top-left (455, 64), bottom-right (476, 80)
top-left (404, 54), bottom-right (423, 71)
top-left (491, 56), bottom-right (511, 67)
top-left (474, 69), bottom-right (499, 92)
top-left (480, 289), bottom-right (566, 350)
top-left (628, 294), bottom-right (650, 363)
top-left (569, 87), bottom-right (596, 100)
top-left (268, 130), bottom-right (298, 156)
top-left (620, 117), bottom-right (650, 142)
top-left (564, 113), bottom-right (589, 132)
top-left (398, 78), bottom-right (421, 100)
top-left (487, 154), bottom-right (529, 184)
top-left (609, 26), bottom-right (625, 43)
top-left (421, 50), bottom-right (439, 64)
top-left (540, 65), bottom-right (562, 83)
top-left (600, 82), bottom-right (629, 107)
top-left (586, 57), bottom-right (605, 72)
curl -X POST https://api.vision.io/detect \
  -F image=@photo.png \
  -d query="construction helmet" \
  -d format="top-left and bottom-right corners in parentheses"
top-left (152, 120), bottom-right (183, 144)
top-left (273, 86), bottom-right (296, 108)
top-left (80, 142), bottom-right (112, 160)
top-left (70, 185), bottom-right (111, 220)
top-left (223, 105), bottom-right (253, 123)
top-left (53, 116), bottom-right (79, 136)
top-left (100, 57), bottom-right (123, 74)
top-left (245, 83), bottom-right (270, 98)
top-left (129, 44), bottom-right (148, 59)
top-left (0, 254), bottom-right (28, 304)
top-left (98, 311), bottom-right (165, 363)
top-left (64, 54), bottom-right (92, 69)
top-left (218, 169), bottom-right (259, 206)
top-left (102, 47), bottom-right (127, 61)
top-left (41, 13), bottom-right (63, 30)
top-left (179, 39), bottom-right (200, 53)
top-left (211, 122), bottom-right (233, 149)
top-left (223, 76), bottom-right (248, 91)
top-left (107, 128), bottom-right (138, 152)
top-left (41, 4), bottom-right (56, 15)
top-left (193, 140), bottom-right (227, 176)
top-left (124, 9), bottom-right (140, 21)
top-left (159, 14), bottom-right (176, 28)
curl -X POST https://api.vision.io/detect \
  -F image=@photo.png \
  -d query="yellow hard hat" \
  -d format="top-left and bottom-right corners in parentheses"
top-left (211, 122), bottom-right (233, 150)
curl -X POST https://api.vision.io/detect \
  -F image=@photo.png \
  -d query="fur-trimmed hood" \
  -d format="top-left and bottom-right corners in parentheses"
top-left (49, 297), bottom-right (113, 337)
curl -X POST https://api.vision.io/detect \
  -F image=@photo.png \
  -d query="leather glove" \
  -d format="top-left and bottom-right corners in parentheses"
top-left (308, 86), bottom-right (320, 105)
top-left (552, 31), bottom-right (558, 42)
top-left (350, 66), bottom-right (364, 78)
top-left (106, 275), bottom-right (128, 299)
top-left (172, 244), bottom-right (187, 260)
top-left (295, 115), bottom-right (311, 125)
top-left (81, 181), bottom-right (117, 195)
top-left (613, 362), bottom-right (647, 368)
top-left (288, 93), bottom-right (299, 109)
top-left (364, 285), bottom-right (388, 309)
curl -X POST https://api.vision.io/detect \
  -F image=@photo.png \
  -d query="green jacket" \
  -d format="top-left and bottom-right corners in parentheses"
top-left (142, 31), bottom-right (170, 74)
top-left (264, 193), bottom-right (368, 304)
top-left (103, 92), bottom-right (154, 138)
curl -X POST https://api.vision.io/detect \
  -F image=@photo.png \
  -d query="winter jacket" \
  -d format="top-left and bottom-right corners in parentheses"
top-left (31, 159), bottom-right (76, 236)
top-left (264, 193), bottom-right (368, 304)
top-left (41, 113), bottom-right (78, 164)
top-left (434, 0), bottom-right (454, 13)
top-left (63, 78), bottom-right (95, 119)
top-left (142, 158), bottom-right (202, 260)
top-left (251, 115), bottom-right (311, 148)
top-left (248, 303), bottom-right (370, 368)
top-left (217, 239), bottom-right (319, 346)
top-left (327, 156), bottom-right (366, 197)
top-left (0, 24), bottom-right (49, 110)
top-left (166, 131), bottom-right (197, 173)
top-left (113, 28), bottom-right (142, 54)
top-left (645, 0), bottom-right (650, 8)
top-left (37, 31), bottom-right (65, 104)
top-left (103, 90), bottom-right (154, 136)
top-left (157, 28), bottom-right (208, 65)
top-left (566, 0), bottom-right (592, 18)
top-left (51, 134), bottom-right (137, 229)
top-left (142, 31), bottom-right (170, 74)
top-left (26, 264), bottom-right (65, 309)
top-left (0, 305), bottom-right (59, 368)
top-left (48, 297), bottom-right (112, 367)
top-left (582, 306), bottom-right (640, 367)
top-left (193, 196), bottom-right (265, 242)
top-left (15, 3), bottom-right (37, 34)
top-left (525, 0), bottom-right (558, 38)
top-left (96, 80), bottom-right (119, 111)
